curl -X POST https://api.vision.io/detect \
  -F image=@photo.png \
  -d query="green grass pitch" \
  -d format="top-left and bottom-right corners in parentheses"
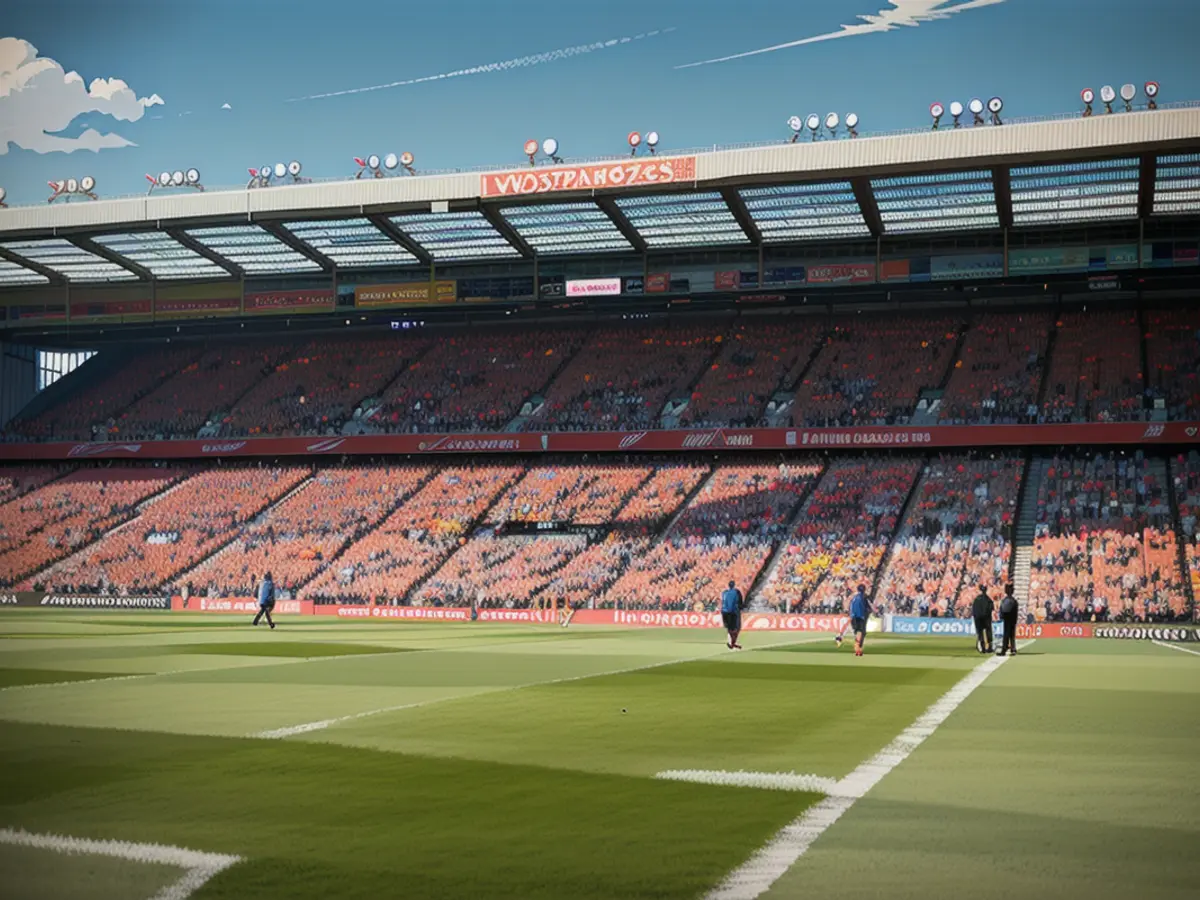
top-left (0, 612), bottom-right (1196, 899)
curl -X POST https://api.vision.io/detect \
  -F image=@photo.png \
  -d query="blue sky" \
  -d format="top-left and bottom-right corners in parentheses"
top-left (1, 0), bottom-right (1198, 206)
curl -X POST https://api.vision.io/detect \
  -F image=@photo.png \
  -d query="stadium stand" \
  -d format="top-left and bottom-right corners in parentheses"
top-left (29, 466), bottom-right (311, 595)
top-left (305, 465), bottom-right (522, 605)
top-left (416, 533), bottom-right (590, 608)
top-left (368, 330), bottom-right (583, 434)
top-left (525, 324), bottom-right (719, 432)
top-left (1040, 310), bottom-right (1145, 423)
top-left (486, 464), bottom-right (653, 525)
top-left (875, 456), bottom-right (1022, 616)
top-left (1144, 308), bottom-right (1200, 422)
top-left (1, 468), bottom-right (179, 588)
top-left (793, 318), bottom-right (960, 426)
top-left (190, 465), bottom-right (430, 597)
top-left (614, 463), bottom-right (709, 528)
top-left (758, 457), bottom-right (922, 613)
top-left (1029, 452), bottom-right (1188, 622)
top-left (0, 466), bottom-right (68, 505)
top-left (938, 313), bottom-right (1052, 424)
top-left (1173, 452), bottom-right (1200, 620)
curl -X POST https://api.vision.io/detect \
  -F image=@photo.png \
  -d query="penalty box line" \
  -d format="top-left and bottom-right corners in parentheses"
top-left (1152, 638), bottom-right (1200, 657)
top-left (253, 633), bottom-right (831, 739)
top-left (0, 827), bottom-right (241, 900)
top-left (702, 640), bottom-right (1034, 900)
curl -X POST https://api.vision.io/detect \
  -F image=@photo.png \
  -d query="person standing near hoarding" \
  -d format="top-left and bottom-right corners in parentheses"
top-left (998, 584), bottom-right (1019, 655)
top-left (848, 584), bottom-right (871, 657)
top-left (972, 585), bottom-right (994, 654)
top-left (721, 580), bottom-right (744, 650)
top-left (252, 572), bottom-right (276, 629)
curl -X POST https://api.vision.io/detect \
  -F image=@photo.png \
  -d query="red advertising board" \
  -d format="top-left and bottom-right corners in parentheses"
top-left (1014, 622), bottom-right (1093, 639)
top-left (714, 271), bottom-right (741, 291)
top-left (245, 290), bottom-right (335, 314)
top-left (0, 422), bottom-right (1196, 462)
top-left (806, 263), bottom-right (876, 284)
top-left (312, 605), bottom-right (471, 621)
top-left (70, 299), bottom-right (153, 319)
top-left (171, 596), bottom-right (311, 615)
top-left (645, 273), bottom-right (670, 293)
top-left (156, 297), bottom-right (240, 317)
top-left (879, 259), bottom-right (910, 282)
top-left (481, 157), bottom-right (698, 198)
top-left (572, 609), bottom-right (850, 631)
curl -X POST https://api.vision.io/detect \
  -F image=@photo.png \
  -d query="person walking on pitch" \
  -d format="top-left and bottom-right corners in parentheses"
top-left (721, 580), bottom-right (744, 650)
top-left (972, 585), bottom-right (994, 654)
top-left (998, 583), bottom-right (1019, 655)
top-left (252, 572), bottom-right (277, 629)
top-left (846, 584), bottom-right (870, 657)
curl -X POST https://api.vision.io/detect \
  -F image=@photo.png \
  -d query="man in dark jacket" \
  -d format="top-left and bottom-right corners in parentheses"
top-left (998, 584), bottom-right (1019, 655)
top-left (972, 586), bottom-right (994, 654)
top-left (252, 572), bottom-right (276, 629)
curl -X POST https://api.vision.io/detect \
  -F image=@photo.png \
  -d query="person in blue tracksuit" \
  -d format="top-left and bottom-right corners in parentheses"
top-left (721, 581), bottom-right (744, 650)
top-left (849, 584), bottom-right (871, 657)
top-left (252, 572), bottom-right (276, 629)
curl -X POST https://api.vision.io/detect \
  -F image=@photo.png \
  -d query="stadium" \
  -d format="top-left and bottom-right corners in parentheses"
top-left (1, 6), bottom-right (1200, 897)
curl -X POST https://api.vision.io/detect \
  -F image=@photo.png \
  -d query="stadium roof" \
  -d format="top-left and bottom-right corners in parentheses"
top-left (0, 107), bottom-right (1198, 284)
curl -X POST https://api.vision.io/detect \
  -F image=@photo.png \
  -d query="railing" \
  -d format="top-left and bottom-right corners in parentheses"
top-left (3, 101), bottom-right (1196, 210)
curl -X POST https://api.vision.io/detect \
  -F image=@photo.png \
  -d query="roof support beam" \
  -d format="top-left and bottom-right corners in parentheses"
top-left (850, 176), bottom-right (884, 238)
top-left (258, 220), bottom-right (334, 273)
top-left (1137, 152), bottom-right (1157, 219)
top-left (992, 166), bottom-right (1014, 230)
top-left (478, 204), bottom-right (535, 259)
top-left (366, 214), bottom-right (433, 266)
top-left (165, 228), bottom-right (244, 278)
top-left (0, 246), bottom-right (65, 284)
top-left (595, 197), bottom-right (648, 253)
top-left (64, 234), bottom-right (154, 282)
top-left (719, 187), bottom-right (762, 245)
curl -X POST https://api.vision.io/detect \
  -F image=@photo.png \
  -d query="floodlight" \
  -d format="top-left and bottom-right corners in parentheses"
top-left (171, 170), bottom-right (185, 186)
top-left (1119, 82), bottom-right (1136, 111)
top-left (384, 153), bottom-right (399, 170)
top-left (1145, 80), bottom-right (1159, 109)
top-left (1100, 85), bottom-right (1115, 114)
top-left (987, 96), bottom-right (1003, 125)
top-left (825, 112), bottom-right (839, 136)
top-left (0, 186), bottom-right (5, 207)
top-left (400, 151), bottom-right (415, 173)
top-left (367, 154), bottom-right (380, 170)
top-left (966, 97), bottom-right (984, 126)
top-left (787, 115), bottom-right (803, 142)
top-left (66, 178), bottom-right (78, 193)
top-left (186, 168), bottom-right (200, 184)
top-left (628, 131), bottom-right (641, 147)
top-left (542, 138), bottom-right (558, 156)
top-left (273, 162), bottom-right (287, 179)
top-left (949, 101), bottom-right (964, 127)
top-left (158, 171), bottom-right (171, 186)
top-left (845, 112), bottom-right (859, 137)
top-left (288, 160), bottom-right (302, 176)
top-left (646, 130), bottom-right (659, 154)
top-left (80, 176), bottom-right (95, 192)
top-left (1081, 88), bottom-right (1094, 117)
top-left (524, 139), bottom-right (539, 156)
top-left (261, 163), bottom-right (273, 179)
top-left (930, 102), bottom-right (944, 130)
top-left (805, 114), bottom-right (820, 140)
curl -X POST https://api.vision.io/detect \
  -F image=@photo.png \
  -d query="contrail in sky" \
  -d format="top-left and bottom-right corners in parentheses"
top-left (289, 28), bottom-right (676, 102)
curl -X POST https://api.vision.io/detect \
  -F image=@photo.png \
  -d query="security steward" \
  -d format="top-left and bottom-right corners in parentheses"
top-left (971, 585), bottom-right (994, 654)
top-left (998, 584), bottom-right (1019, 656)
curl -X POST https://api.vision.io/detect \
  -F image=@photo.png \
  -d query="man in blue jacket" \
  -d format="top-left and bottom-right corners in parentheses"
top-left (849, 584), bottom-right (871, 657)
top-left (721, 580), bottom-right (744, 650)
top-left (252, 572), bottom-right (276, 629)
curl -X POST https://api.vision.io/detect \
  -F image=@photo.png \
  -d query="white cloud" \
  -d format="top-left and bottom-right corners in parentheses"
top-left (677, 0), bottom-right (1007, 68)
top-left (0, 37), bottom-right (164, 154)
top-left (220, 102), bottom-right (232, 110)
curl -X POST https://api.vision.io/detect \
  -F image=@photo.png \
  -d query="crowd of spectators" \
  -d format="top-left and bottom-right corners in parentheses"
top-left (0, 467), bottom-right (67, 505)
top-left (304, 466), bottom-right (521, 605)
top-left (526, 325), bottom-right (719, 432)
top-left (192, 465), bottom-right (430, 597)
top-left (29, 466), bottom-right (310, 595)
top-left (678, 322), bottom-right (820, 428)
top-left (487, 464), bottom-right (652, 526)
top-left (614, 464), bottom-right (709, 528)
top-left (371, 331), bottom-right (583, 434)
top-left (1144, 309), bottom-right (1200, 421)
top-left (875, 456), bottom-right (1022, 617)
top-left (1029, 453), bottom-right (1188, 622)
top-left (939, 313), bottom-right (1051, 424)
top-left (793, 319), bottom-right (960, 427)
top-left (760, 458), bottom-right (922, 613)
top-left (1173, 452), bottom-right (1200, 620)
top-left (2, 469), bottom-right (178, 588)
top-left (415, 533), bottom-right (589, 608)
top-left (1040, 311), bottom-right (1145, 423)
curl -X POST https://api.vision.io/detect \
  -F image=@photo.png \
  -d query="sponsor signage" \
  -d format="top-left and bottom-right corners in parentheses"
top-left (1089, 275), bottom-right (1121, 291)
top-left (566, 278), bottom-right (623, 298)
top-left (622, 276), bottom-right (644, 295)
top-left (879, 259), bottom-right (911, 282)
top-left (1107, 245), bottom-right (1139, 268)
top-left (155, 297), bottom-right (240, 317)
top-left (1094, 625), bottom-right (1199, 642)
top-left (888, 617), bottom-right (1094, 639)
top-left (2, 422), bottom-right (1196, 462)
top-left (645, 273), bottom-right (670, 293)
top-left (481, 157), bottom-right (698, 198)
top-left (476, 608), bottom-right (556, 623)
top-left (171, 597), bottom-right (308, 615)
top-left (355, 281), bottom-right (457, 308)
top-left (930, 253), bottom-right (1004, 281)
top-left (313, 605), bottom-right (471, 621)
top-left (71, 299), bottom-right (153, 320)
top-left (1009, 247), bottom-right (1090, 275)
top-left (714, 270), bottom-right (741, 291)
top-left (806, 263), bottom-right (875, 285)
top-left (2, 593), bottom-right (170, 610)
top-left (539, 282), bottom-right (566, 299)
top-left (245, 290), bottom-right (335, 314)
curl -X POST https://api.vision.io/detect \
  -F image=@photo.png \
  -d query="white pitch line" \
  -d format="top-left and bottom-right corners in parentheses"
top-left (0, 827), bottom-right (241, 900)
top-left (704, 641), bottom-right (1033, 900)
top-left (1151, 638), bottom-right (1200, 657)
top-left (656, 770), bottom-right (839, 794)
top-left (253, 634), bottom-right (831, 739)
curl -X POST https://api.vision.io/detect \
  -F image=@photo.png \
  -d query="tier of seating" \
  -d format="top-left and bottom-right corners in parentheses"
top-left (875, 456), bottom-right (1022, 616)
top-left (1144, 308), bottom-right (1200, 422)
top-left (415, 533), bottom-right (589, 608)
top-left (29, 466), bottom-right (311, 594)
top-left (1, 469), bottom-right (178, 588)
top-left (1040, 311), bottom-right (1144, 423)
top-left (939, 313), bottom-right (1052, 424)
top-left (1029, 453), bottom-right (1187, 621)
top-left (0, 466), bottom-right (67, 505)
top-left (759, 458), bottom-right (922, 613)
top-left (486, 464), bottom-right (652, 525)
top-left (793, 319), bottom-right (960, 426)
top-left (1173, 452), bottom-right (1200, 619)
